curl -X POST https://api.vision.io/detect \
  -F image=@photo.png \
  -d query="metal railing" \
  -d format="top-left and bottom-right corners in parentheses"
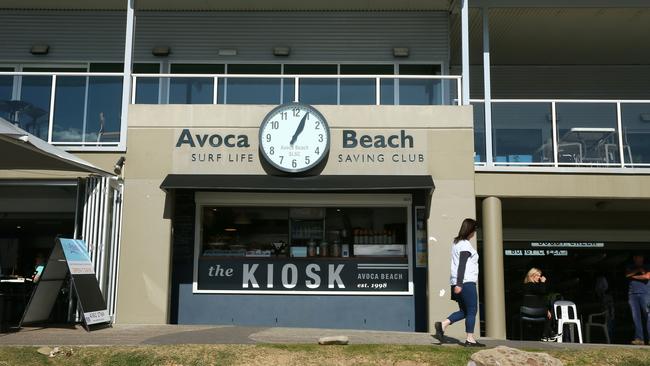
top-left (472, 99), bottom-right (650, 171)
top-left (131, 73), bottom-right (463, 106)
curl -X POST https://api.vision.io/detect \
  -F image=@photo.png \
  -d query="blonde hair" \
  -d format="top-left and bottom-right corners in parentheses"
top-left (524, 267), bottom-right (542, 284)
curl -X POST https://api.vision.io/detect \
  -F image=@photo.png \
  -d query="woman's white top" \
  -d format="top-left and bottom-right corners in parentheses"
top-left (449, 239), bottom-right (479, 285)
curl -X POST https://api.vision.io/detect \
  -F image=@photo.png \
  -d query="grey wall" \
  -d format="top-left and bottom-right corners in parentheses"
top-left (454, 65), bottom-right (650, 100)
top-left (0, 10), bottom-right (449, 65)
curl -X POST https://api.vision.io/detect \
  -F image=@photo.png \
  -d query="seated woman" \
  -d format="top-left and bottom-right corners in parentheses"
top-left (523, 267), bottom-right (558, 341)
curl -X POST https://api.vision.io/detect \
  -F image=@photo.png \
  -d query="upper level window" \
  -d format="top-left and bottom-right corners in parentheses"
top-left (169, 64), bottom-right (224, 104)
top-left (224, 64), bottom-right (282, 104)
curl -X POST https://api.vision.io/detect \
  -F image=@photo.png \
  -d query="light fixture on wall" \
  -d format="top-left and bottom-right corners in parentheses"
top-left (393, 47), bottom-right (409, 57)
top-left (30, 44), bottom-right (49, 55)
top-left (273, 46), bottom-right (290, 57)
top-left (151, 46), bottom-right (171, 57)
top-left (218, 48), bottom-right (237, 56)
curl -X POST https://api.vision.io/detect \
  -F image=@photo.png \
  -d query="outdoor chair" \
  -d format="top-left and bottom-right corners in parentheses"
top-left (554, 300), bottom-right (583, 343)
top-left (518, 306), bottom-right (547, 341)
top-left (585, 310), bottom-right (610, 344)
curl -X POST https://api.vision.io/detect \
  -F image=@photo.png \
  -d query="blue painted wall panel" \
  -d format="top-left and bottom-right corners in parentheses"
top-left (177, 283), bottom-right (415, 331)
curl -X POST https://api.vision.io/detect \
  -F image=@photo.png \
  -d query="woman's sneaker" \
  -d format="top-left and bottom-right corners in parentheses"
top-left (433, 322), bottom-right (445, 343)
top-left (631, 338), bottom-right (644, 345)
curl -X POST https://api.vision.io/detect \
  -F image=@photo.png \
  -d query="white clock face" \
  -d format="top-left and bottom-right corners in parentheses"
top-left (259, 103), bottom-right (330, 173)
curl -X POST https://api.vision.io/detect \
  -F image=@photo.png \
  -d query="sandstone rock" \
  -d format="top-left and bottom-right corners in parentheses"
top-left (36, 347), bottom-right (53, 356)
top-left (470, 346), bottom-right (563, 366)
top-left (318, 335), bottom-right (349, 345)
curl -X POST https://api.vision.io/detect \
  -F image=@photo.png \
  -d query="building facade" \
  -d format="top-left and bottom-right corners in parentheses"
top-left (1, 0), bottom-right (649, 341)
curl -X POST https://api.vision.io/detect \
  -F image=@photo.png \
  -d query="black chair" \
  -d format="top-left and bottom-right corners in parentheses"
top-left (519, 306), bottom-right (547, 340)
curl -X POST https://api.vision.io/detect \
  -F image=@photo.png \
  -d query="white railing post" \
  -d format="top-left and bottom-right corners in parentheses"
top-left (551, 102), bottom-right (559, 168)
top-left (120, 0), bottom-right (136, 150)
top-left (457, 77), bottom-right (463, 106)
top-left (375, 77), bottom-right (381, 106)
top-left (47, 75), bottom-right (57, 143)
top-left (294, 77), bottom-right (299, 102)
top-left (461, 0), bottom-right (471, 106)
top-left (131, 75), bottom-right (137, 104)
top-left (213, 77), bottom-right (219, 104)
top-left (616, 102), bottom-right (625, 167)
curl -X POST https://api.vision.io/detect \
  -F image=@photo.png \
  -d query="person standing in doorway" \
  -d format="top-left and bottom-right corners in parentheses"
top-left (433, 218), bottom-right (484, 347)
top-left (625, 254), bottom-right (650, 345)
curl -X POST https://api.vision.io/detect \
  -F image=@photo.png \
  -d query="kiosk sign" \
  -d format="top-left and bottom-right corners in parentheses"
top-left (197, 257), bottom-right (409, 293)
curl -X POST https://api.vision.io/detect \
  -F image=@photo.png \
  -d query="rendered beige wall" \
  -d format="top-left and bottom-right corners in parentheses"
top-left (476, 173), bottom-right (650, 199)
top-left (115, 104), bottom-right (476, 327)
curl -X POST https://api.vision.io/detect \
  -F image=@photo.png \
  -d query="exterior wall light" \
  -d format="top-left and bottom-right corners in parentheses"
top-left (30, 44), bottom-right (49, 55)
top-left (152, 46), bottom-right (171, 57)
top-left (218, 49), bottom-right (237, 56)
top-left (393, 47), bottom-right (409, 57)
top-left (273, 47), bottom-right (290, 56)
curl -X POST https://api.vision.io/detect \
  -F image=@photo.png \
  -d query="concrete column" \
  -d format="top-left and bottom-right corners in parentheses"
top-left (460, 0), bottom-right (470, 105)
top-left (482, 196), bottom-right (506, 339)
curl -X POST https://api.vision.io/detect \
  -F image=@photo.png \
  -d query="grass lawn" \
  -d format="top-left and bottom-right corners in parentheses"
top-left (0, 344), bottom-right (649, 366)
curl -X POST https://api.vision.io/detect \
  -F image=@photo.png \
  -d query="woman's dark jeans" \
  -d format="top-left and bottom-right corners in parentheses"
top-left (447, 282), bottom-right (478, 333)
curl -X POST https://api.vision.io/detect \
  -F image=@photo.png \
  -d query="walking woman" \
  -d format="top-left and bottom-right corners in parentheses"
top-left (434, 218), bottom-right (484, 347)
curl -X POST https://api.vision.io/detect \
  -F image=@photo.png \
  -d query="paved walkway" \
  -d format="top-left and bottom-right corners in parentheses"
top-left (0, 324), bottom-right (643, 350)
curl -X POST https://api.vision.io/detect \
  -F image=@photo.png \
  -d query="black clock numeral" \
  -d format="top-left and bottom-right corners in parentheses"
top-left (314, 121), bottom-right (320, 129)
top-left (315, 147), bottom-right (320, 155)
top-left (271, 121), bottom-right (279, 129)
top-left (305, 156), bottom-right (310, 165)
top-left (266, 134), bottom-right (271, 142)
top-left (292, 108), bottom-right (301, 117)
top-left (279, 156), bottom-right (284, 164)
top-left (292, 159), bottom-right (297, 168)
top-left (270, 147), bottom-right (274, 155)
top-left (280, 112), bottom-right (288, 120)
top-left (318, 134), bottom-right (323, 142)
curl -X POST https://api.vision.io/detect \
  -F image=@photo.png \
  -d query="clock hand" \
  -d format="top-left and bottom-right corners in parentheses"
top-left (290, 113), bottom-right (308, 146)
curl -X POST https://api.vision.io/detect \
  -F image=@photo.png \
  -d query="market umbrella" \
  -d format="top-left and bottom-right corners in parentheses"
top-left (0, 117), bottom-right (112, 176)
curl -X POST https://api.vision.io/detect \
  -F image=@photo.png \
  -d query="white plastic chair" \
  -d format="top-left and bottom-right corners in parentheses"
top-left (554, 300), bottom-right (583, 343)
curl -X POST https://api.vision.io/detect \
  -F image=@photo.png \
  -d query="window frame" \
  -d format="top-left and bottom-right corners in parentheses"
top-left (193, 192), bottom-right (414, 295)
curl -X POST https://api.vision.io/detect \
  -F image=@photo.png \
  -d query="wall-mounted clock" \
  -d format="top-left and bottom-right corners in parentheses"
top-left (259, 103), bottom-right (330, 173)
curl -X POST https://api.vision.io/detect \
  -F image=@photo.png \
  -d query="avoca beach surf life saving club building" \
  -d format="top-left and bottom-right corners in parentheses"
top-left (1, 1), bottom-right (650, 340)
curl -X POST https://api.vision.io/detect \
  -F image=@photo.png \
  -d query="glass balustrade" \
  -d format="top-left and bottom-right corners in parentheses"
top-left (0, 74), bottom-right (123, 147)
top-left (133, 76), bottom-right (458, 106)
top-left (621, 103), bottom-right (650, 166)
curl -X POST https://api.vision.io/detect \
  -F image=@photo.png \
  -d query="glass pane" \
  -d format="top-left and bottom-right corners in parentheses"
top-left (299, 79), bottom-right (337, 105)
top-left (285, 65), bottom-right (337, 105)
top-left (397, 79), bottom-right (442, 105)
top-left (379, 79), bottom-right (395, 105)
top-left (556, 103), bottom-right (619, 166)
top-left (134, 64), bottom-right (160, 104)
top-left (0, 68), bottom-right (15, 122)
top-left (340, 79), bottom-right (375, 105)
top-left (224, 65), bottom-right (281, 104)
top-left (18, 75), bottom-right (52, 140)
top-left (340, 65), bottom-right (394, 75)
top-left (281, 78), bottom-right (295, 104)
top-left (472, 102), bottom-right (486, 163)
top-left (621, 103), bottom-right (650, 165)
top-left (91, 63), bottom-right (161, 104)
top-left (398, 64), bottom-right (443, 105)
top-left (86, 76), bottom-right (123, 143)
top-left (169, 64), bottom-right (224, 104)
top-left (491, 102), bottom-right (553, 165)
top-left (51, 76), bottom-right (86, 142)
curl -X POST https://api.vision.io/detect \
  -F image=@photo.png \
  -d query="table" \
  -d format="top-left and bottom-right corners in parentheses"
top-left (560, 127), bottom-right (616, 164)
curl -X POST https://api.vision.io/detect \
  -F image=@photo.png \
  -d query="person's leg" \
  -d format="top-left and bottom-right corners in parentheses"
top-left (629, 293), bottom-right (644, 342)
top-left (462, 282), bottom-right (479, 342)
top-left (445, 295), bottom-right (467, 330)
top-left (641, 294), bottom-right (650, 341)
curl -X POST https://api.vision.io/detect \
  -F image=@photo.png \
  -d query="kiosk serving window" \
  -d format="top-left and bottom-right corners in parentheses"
top-left (194, 193), bottom-right (413, 295)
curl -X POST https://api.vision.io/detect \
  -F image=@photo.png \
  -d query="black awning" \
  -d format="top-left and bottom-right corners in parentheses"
top-left (161, 174), bottom-right (434, 218)
top-left (160, 174), bottom-right (434, 192)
